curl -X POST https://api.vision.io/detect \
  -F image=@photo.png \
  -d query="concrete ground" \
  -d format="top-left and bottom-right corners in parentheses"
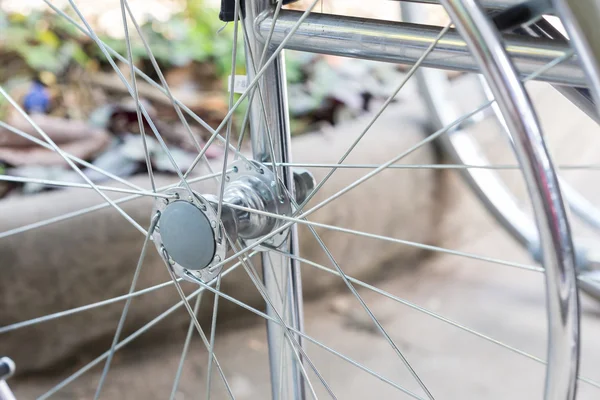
top-left (8, 80), bottom-right (600, 399)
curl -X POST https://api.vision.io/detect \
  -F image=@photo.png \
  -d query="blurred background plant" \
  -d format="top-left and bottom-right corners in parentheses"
top-left (0, 0), bottom-right (408, 134)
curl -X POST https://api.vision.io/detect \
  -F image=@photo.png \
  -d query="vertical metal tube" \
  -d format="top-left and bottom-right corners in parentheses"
top-left (243, 1), bottom-right (305, 399)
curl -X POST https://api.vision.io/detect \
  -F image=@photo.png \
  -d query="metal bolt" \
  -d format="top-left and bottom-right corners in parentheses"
top-left (292, 168), bottom-right (316, 205)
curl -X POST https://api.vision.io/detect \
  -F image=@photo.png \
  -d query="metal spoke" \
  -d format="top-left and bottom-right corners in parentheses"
top-left (65, 0), bottom-right (195, 197)
top-left (287, 191), bottom-right (435, 399)
top-left (205, 274), bottom-right (223, 400)
top-left (216, 0), bottom-right (242, 240)
top-left (0, 120), bottom-right (146, 192)
top-left (182, 0), bottom-right (322, 178)
top-left (145, 103), bottom-right (501, 308)
top-left (236, 0), bottom-right (286, 156)
top-left (227, 242), bottom-right (332, 400)
top-left (226, 202), bottom-right (543, 273)
top-left (120, 0), bottom-right (157, 192)
top-left (270, 249), bottom-right (600, 390)
top-left (238, 12), bottom-right (281, 180)
top-left (276, 254), bottom-right (293, 400)
top-left (163, 258), bottom-right (235, 399)
top-left (223, 234), bottom-right (332, 399)
top-left (122, 0), bottom-right (220, 181)
top-left (274, 162), bottom-right (600, 171)
top-left (0, 86), bottom-right (146, 235)
top-left (37, 286), bottom-right (206, 399)
top-left (0, 280), bottom-right (178, 334)
top-left (287, 51), bottom-right (574, 227)
top-left (0, 175), bottom-right (171, 198)
top-left (0, 171), bottom-right (224, 241)
top-left (169, 291), bottom-right (204, 400)
top-left (298, 22), bottom-right (453, 211)
top-left (0, 252), bottom-right (251, 336)
top-left (186, 272), bottom-right (425, 399)
top-left (43, 1), bottom-right (249, 164)
top-left (93, 213), bottom-right (160, 399)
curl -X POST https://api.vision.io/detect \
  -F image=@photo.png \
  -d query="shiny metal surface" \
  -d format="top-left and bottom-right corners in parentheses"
top-left (0, 382), bottom-right (15, 400)
top-left (400, 0), bottom-right (524, 9)
top-left (406, 2), bottom-right (600, 303)
top-left (524, 18), bottom-right (600, 126)
top-left (152, 187), bottom-right (226, 283)
top-left (552, 0), bottom-right (600, 115)
top-left (440, 1), bottom-right (580, 400)
top-left (577, 271), bottom-right (600, 300)
top-left (255, 10), bottom-right (585, 86)
top-left (0, 358), bottom-right (15, 400)
top-left (244, 1), bottom-right (306, 399)
top-left (221, 159), bottom-right (293, 244)
top-left (402, 1), bottom-right (539, 250)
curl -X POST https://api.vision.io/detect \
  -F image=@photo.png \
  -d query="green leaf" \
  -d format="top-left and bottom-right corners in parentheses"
top-left (20, 45), bottom-right (62, 72)
top-left (36, 29), bottom-right (61, 49)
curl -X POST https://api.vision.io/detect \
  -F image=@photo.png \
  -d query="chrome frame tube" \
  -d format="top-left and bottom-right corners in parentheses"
top-left (551, 0), bottom-right (600, 115)
top-left (254, 10), bottom-right (585, 87)
top-left (398, 0), bottom-right (535, 9)
top-left (440, 1), bottom-right (580, 399)
top-left (244, 1), bottom-right (306, 399)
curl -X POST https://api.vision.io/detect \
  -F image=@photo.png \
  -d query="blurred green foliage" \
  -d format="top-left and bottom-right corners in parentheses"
top-left (0, 1), bottom-right (354, 135)
top-left (0, 1), bottom-right (247, 80)
top-left (0, 8), bottom-right (90, 75)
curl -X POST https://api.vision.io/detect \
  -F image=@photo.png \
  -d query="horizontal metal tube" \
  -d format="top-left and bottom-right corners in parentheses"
top-left (395, 0), bottom-right (525, 10)
top-left (255, 10), bottom-right (586, 87)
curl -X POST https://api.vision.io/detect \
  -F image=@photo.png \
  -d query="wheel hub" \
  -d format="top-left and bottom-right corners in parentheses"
top-left (152, 160), bottom-right (315, 283)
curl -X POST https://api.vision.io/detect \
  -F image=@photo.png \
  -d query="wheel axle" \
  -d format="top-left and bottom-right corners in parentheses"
top-left (152, 160), bottom-right (314, 283)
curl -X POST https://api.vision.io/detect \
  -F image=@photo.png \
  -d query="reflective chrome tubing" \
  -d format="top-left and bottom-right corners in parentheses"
top-left (244, 1), bottom-right (306, 399)
top-left (255, 10), bottom-right (585, 87)
top-left (440, 1), bottom-right (580, 399)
